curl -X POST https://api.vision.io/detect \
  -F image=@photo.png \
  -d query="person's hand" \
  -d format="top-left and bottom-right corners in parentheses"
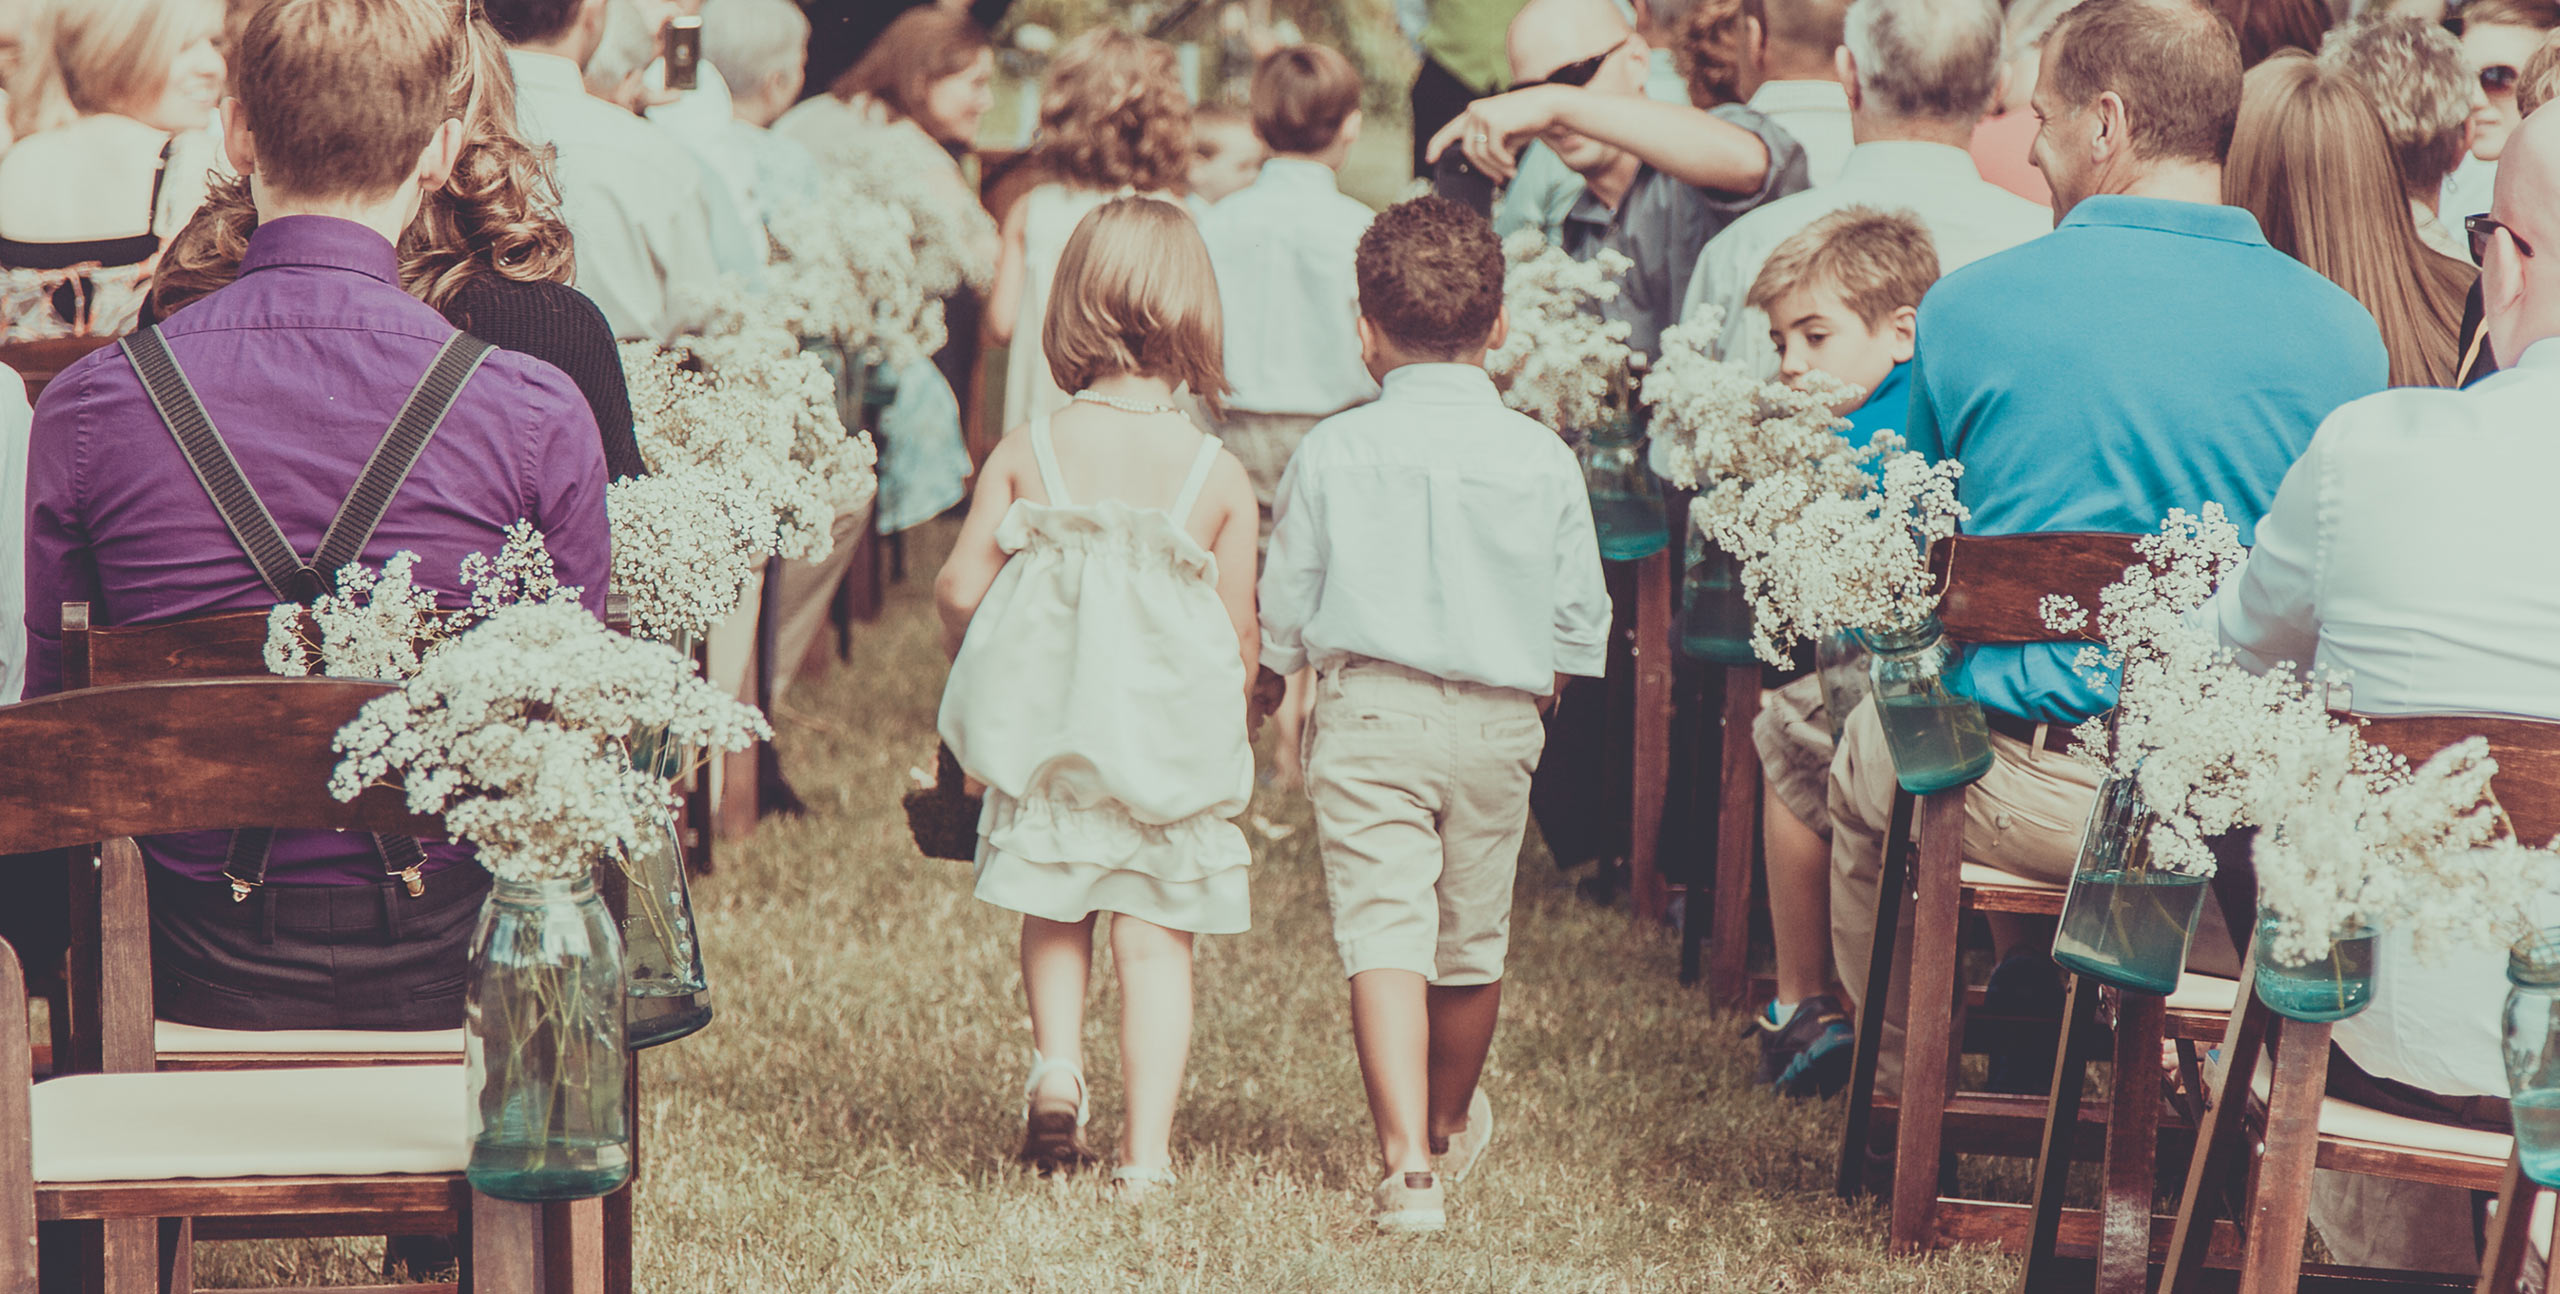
top-left (1247, 666), bottom-right (1289, 738)
top-left (604, 67), bottom-right (683, 115)
top-left (1423, 86), bottom-right (1567, 186)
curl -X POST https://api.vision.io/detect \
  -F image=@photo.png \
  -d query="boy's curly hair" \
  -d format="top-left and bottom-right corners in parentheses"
top-left (1355, 196), bottom-right (1503, 359)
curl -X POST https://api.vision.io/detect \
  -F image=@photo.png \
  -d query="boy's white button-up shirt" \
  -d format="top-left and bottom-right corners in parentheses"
top-left (1197, 158), bottom-right (1379, 418)
top-left (1258, 364), bottom-right (1611, 695)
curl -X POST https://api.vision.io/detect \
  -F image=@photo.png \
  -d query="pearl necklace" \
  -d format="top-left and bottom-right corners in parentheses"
top-left (1072, 388), bottom-right (1180, 415)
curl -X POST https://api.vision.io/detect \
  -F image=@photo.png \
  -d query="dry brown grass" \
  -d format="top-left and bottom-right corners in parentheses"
top-left (195, 519), bottom-right (2022, 1292)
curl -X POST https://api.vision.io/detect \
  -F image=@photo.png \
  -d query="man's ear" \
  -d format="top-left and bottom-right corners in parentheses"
top-left (2483, 219), bottom-right (2530, 351)
top-left (1836, 47), bottom-right (1860, 111)
top-left (1992, 64), bottom-right (2012, 116)
top-left (2092, 89), bottom-right (2129, 164)
top-left (415, 116), bottom-right (465, 193)
top-left (1337, 108), bottom-right (1364, 152)
top-left (222, 97), bottom-right (257, 178)
top-left (1890, 304), bottom-right (1917, 365)
top-left (1486, 304), bottom-right (1510, 353)
top-left (1356, 314), bottom-right (1383, 371)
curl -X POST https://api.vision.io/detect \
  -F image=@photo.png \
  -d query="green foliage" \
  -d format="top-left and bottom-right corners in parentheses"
top-left (1001, 0), bottom-right (1419, 117)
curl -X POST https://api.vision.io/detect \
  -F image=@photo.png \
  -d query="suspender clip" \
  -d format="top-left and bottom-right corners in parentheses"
top-left (225, 873), bottom-right (256, 903)
top-left (398, 865), bottom-right (426, 899)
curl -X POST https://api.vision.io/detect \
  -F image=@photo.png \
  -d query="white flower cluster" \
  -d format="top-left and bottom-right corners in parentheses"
top-left (604, 470), bottom-right (771, 642)
top-left (621, 335), bottom-right (878, 567)
top-left (1647, 322), bottom-right (1966, 665)
top-left (1487, 231), bottom-right (1635, 435)
top-left (264, 526), bottom-right (581, 680)
top-left (329, 602), bottom-right (770, 884)
top-left (2044, 507), bottom-right (2560, 955)
top-left (764, 169), bottom-right (955, 375)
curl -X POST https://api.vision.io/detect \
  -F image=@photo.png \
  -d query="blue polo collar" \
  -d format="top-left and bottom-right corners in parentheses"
top-left (2057, 194), bottom-right (2271, 247)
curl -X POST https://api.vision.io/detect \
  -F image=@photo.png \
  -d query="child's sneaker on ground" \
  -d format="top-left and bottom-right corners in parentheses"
top-left (1372, 1170), bottom-right (1446, 1233)
top-left (1749, 995), bottom-right (1855, 1097)
top-left (1430, 1089), bottom-right (1494, 1185)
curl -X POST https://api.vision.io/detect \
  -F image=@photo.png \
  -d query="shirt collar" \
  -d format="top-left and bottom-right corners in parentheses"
top-left (237, 215), bottom-right (402, 286)
top-left (1748, 80), bottom-right (1850, 115)
top-left (505, 48), bottom-right (585, 97)
top-left (2056, 194), bottom-right (2270, 247)
top-left (1835, 140), bottom-right (1983, 185)
top-left (1380, 362), bottom-right (1499, 403)
top-left (2515, 337), bottom-right (2560, 371)
top-left (1253, 157), bottom-right (1341, 195)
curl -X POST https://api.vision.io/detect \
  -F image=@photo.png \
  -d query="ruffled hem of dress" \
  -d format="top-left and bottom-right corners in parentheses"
top-left (973, 847), bottom-right (1251, 936)
top-left (980, 791), bottom-right (1251, 881)
top-left (995, 500), bottom-right (1218, 581)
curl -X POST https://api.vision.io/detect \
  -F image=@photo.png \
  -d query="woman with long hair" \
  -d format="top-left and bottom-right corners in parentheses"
top-left (2226, 53), bottom-right (2475, 388)
top-left (148, 13), bottom-right (645, 480)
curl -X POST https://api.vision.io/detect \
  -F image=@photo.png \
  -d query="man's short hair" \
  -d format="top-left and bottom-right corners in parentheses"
top-left (1842, 0), bottom-right (2004, 123)
top-left (1764, 0), bottom-right (1854, 62)
top-left (2459, 0), bottom-right (2560, 32)
top-left (702, 0), bottom-right (811, 98)
top-left (1356, 196), bottom-right (1504, 359)
top-left (231, 0), bottom-right (460, 202)
top-left (483, 0), bottom-right (587, 46)
top-left (2319, 14), bottom-right (2473, 191)
top-left (1746, 206), bottom-right (1942, 328)
top-left (1250, 45), bottom-right (1361, 155)
top-left (2045, 0), bottom-right (2245, 165)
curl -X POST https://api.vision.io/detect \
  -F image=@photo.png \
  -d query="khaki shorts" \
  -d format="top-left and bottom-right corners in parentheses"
top-left (1752, 673), bottom-right (1835, 835)
top-left (1305, 658), bottom-right (1545, 985)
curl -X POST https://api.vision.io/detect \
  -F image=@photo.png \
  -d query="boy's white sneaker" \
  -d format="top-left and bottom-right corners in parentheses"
top-left (1372, 1170), bottom-right (1446, 1233)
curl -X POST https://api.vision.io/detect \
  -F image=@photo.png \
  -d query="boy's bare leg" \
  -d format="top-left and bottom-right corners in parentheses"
top-left (1425, 981), bottom-right (1501, 1145)
top-left (1349, 968), bottom-right (1433, 1175)
top-left (1764, 786), bottom-right (1834, 1007)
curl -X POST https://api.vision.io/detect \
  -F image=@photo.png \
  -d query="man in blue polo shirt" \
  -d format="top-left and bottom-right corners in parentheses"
top-left (1823, 0), bottom-right (2389, 1093)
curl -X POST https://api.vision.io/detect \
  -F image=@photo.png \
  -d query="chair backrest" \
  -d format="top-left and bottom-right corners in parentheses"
top-left (2352, 711), bottom-right (2560, 846)
top-left (1, 335), bottom-right (116, 402)
top-left (62, 595), bottom-right (633, 690)
top-left (1928, 532), bottom-right (2147, 646)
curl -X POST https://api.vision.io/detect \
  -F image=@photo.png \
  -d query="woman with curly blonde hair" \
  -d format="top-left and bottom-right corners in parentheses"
top-left (991, 27), bottom-right (1195, 431)
top-left (147, 11), bottom-right (645, 479)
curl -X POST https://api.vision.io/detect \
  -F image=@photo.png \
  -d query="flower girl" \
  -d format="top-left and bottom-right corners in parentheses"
top-left (934, 197), bottom-right (1259, 1197)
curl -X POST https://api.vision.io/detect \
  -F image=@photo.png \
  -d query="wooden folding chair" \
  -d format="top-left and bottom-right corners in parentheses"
top-left (0, 677), bottom-right (606, 1294)
top-left (1628, 549), bottom-right (1677, 927)
top-left (2159, 711), bottom-right (2560, 1294)
top-left (2474, 1154), bottom-right (2560, 1294)
top-left (1835, 531), bottom-right (2149, 1255)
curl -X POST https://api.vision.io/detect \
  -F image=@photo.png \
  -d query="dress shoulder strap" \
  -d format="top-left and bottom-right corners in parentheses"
top-left (1027, 414), bottom-right (1071, 506)
top-left (1169, 433), bottom-right (1222, 526)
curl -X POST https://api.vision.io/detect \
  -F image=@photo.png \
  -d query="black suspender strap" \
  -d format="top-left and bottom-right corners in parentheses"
top-left (116, 326), bottom-right (495, 907)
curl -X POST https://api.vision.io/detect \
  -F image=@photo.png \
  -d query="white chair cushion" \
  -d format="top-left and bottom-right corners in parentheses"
top-left (1958, 862), bottom-right (2064, 891)
top-left (2246, 1064), bottom-right (2515, 1164)
top-left (2167, 973), bottom-right (2240, 1014)
top-left (32, 1065), bottom-right (467, 1182)
top-left (155, 1020), bottom-right (465, 1054)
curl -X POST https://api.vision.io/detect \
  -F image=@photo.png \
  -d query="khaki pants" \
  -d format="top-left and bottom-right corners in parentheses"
top-left (1825, 696), bottom-right (2099, 1093)
top-left (769, 504), bottom-right (874, 697)
top-left (1306, 658), bottom-right (1545, 985)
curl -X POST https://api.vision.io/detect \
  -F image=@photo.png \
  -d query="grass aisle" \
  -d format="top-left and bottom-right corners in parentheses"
top-left (202, 518), bottom-right (2019, 1292)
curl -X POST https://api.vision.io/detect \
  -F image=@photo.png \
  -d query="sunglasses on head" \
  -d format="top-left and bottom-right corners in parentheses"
top-left (1512, 37), bottom-right (1629, 91)
top-left (2468, 213), bottom-right (2536, 261)
top-left (2483, 62), bottom-right (2522, 94)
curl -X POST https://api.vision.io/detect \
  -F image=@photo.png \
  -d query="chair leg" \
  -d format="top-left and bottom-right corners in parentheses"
top-left (2017, 974), bottom-right (2105, 1290)
top-left (1628, 549), bottom-right (1674, 928)
top-left (1839, 787), bottom-right (1919, 1199)
top-left (2099, 989), bottom-right (2167, 1294)
top-left (466, 1194), bottom-right (540, 1294)
top-left (540, 1199), bottom-right (605, 1294)
top-left (2163, 965), bottom-right (2272, 1294)
top-left (1706, 664), bottom-right (1760, 1009)
top-left (2238, 1017), bottom-right (2333, 1294)
top-left (2477, 1153), bottom-right (2537, 1294)
top-left (1889, 789), bottom-right (1968, 1254)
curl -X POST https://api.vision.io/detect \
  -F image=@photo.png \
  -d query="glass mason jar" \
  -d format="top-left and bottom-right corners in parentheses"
top-left (2050, 773), bottom-right (2210, 995)
top-left (621, 814), bottom-right (714, 1049)
top-left (2252, 908), bottom-right (2380, 1023)
top-left (1677, 521), bottom-right (1755, 664)
top-left (1814, 631), bottom-right (1871, 738)
top-left (2504, 931), bottom-right (2560, 1186)
top-left (466, 875), bottom-right (633, 1202)
top-left (1862, 617), bottom-right (1995, 794)
top-left (1578, 422), bottom-right (1669, 562)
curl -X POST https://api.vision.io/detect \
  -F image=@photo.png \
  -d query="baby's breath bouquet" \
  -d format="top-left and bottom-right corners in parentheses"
top-left (604, 468), bottom-right (775, 642)
top-left (1488, 231), bottom-right (1635, 436)
top-left (620, 338), bottom-right (876, 566)
top-left (1645, 321), bottom-right (1966, 665)
top-left (264, 524), bottom-right (579, 680)
top-left (764, 171), bottom-right (948, 375)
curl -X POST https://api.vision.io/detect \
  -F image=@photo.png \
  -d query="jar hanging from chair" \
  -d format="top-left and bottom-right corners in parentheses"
top-left (2050, 772), bottom-right (2209, 995)
top-left (2504, 931), bottom-right (2560, 1185)
top-left (466, 873), bottom-right (632, 1202)
top-left (1575, 369), bottom-right (1667, 562)
top-left (620, 813), bottom-right (714, 1049)
top-left (1676, 517), bottom-right (1754, 664)
top-left (2253, 908), bottom-right (2379, 1023)
top-left (1861, 616), bottom-right (1994, 794)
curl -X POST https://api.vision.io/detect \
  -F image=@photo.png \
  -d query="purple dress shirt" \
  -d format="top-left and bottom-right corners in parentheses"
top-left (22, 215), bottom-right (611, 886)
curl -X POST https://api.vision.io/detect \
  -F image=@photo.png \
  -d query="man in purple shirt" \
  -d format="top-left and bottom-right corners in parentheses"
top-left (20, 0), bottom-right (609, 1030)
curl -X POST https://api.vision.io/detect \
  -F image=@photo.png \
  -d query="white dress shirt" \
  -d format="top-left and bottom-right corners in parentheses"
top-left (1259, 364), bottom-right (1612, 694)
top-left (0, 362), bottom-right (37, 702)
top-left (1197, 158), bottom-right (1378, 417)
top-left (506, 49), bottom-right (724, 341)
top-left (2207, 337), bottom-right (2560, 1098)
top-left (1678, 141), bottom-right (2053, 379)
top-left (1746, 80), bottom-right (1855, 188)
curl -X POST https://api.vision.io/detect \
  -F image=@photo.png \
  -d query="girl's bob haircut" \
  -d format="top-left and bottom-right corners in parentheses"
top-left (1042, 196), bottom-right (1230, 407)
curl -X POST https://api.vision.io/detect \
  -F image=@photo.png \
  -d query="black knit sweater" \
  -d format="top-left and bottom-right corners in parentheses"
top-left (444, 277), bottom-right (648, 482)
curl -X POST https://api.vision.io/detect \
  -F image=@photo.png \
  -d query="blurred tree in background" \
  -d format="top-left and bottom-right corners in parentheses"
top-left (1001, 0), bottom-right (1416, 119)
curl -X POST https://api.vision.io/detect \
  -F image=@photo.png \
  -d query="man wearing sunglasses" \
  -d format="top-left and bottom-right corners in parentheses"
top-left (2439, 0), bottom-right (2558, 251)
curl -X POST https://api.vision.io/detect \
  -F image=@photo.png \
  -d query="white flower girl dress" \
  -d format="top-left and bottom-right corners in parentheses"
top-left (938, 416), bottom-right (1254, 934)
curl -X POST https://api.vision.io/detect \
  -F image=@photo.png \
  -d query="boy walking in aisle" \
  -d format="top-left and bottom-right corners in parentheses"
top-left (1257, 196), bottom-right (1612, 1233)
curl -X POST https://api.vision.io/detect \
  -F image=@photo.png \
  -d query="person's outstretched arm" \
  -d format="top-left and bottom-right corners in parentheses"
top-left (1425, 86), bottom-right (1772, 194)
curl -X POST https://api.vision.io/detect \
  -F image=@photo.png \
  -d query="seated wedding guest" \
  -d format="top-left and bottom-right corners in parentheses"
top-left (1489, 0), bottom-right (1691, 244)
top-left (1680, 0), bottom-right (2050, 378)
top-left (20, 0), bottom-right (609, 1031)
top-left (2208, 0), bottom-right (2331, 67)
top-left (1188, 104), bottom-right (1267, 208)
top-left (1970, 0), bottom-right (2073, 206)
top-left (988, 27), bottom-right (1192, 430)
top-left (146, 15), bottom-right (647, 483)
top-left (1432, 0), bottom-right (1809, 358)
top-left (0, 0), bottom-right (224, 341)
top-left (582, 0), bottom-right (765, 278)
top-left (1200, 45), bottom-right (1377, 528)
top-left (2320, 14), bottom-right (2478, 261)
top-left (1738, 206), bottom-right (1937, 1098)
top-left (703, 0), bottom-right (822, 227)
top-left (2454, 32), bottom-right (2560, 380)
top-left (2439, 0), bottom-right (2560, 241)
top-left (1826, 0), bottom-right (2387, 1096)
top-left (486, 0), bottom-right (724, 341)
top-left (2202, 100), bottom-right (2560, 1280)
top-left (2228, 53), bottom-right (2475, 387)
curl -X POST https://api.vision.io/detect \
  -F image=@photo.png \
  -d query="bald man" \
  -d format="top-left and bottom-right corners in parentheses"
top-left (2200, 104), bottom-right (2560, 1276)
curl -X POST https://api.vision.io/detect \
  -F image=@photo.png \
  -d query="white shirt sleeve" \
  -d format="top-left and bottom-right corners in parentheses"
top-left (2209, 423), bottom-right (2331, 677)
top-left (1550, 462), bottom-right (1612, 680)
top-left (1256, 449), bottom-right (1325, 675)
top-left (1, 362), bottom-right (35, 703)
